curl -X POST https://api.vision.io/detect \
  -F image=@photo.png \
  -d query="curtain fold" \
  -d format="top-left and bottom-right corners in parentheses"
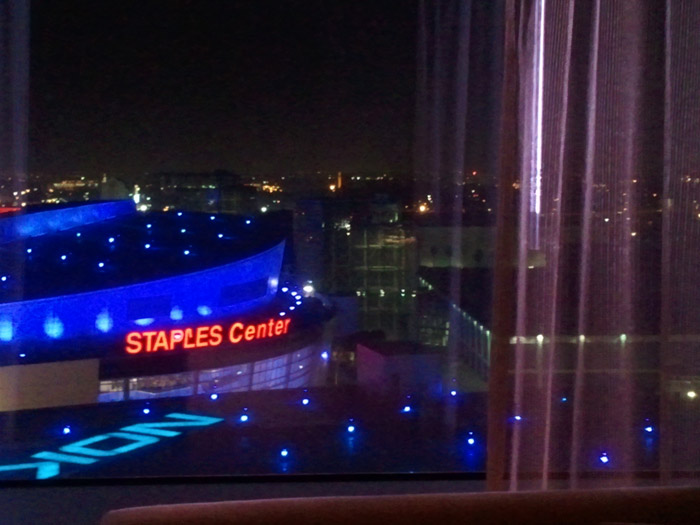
top-left (497, 0), bottom-right (700, 489)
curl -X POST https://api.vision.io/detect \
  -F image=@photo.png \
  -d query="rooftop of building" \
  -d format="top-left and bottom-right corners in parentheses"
top-left (0, 203), bottom-right (287, 303)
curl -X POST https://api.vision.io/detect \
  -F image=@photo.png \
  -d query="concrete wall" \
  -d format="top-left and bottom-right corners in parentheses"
top-left (0, 359), bottom-right (99, 411)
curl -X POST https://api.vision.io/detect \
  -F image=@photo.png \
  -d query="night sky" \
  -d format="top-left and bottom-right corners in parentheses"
top-left (29, 1), bottom-right (417, 179)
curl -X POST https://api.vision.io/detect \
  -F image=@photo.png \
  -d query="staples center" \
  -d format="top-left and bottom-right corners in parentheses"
top-left (0, 201), bottom-right (330, 412)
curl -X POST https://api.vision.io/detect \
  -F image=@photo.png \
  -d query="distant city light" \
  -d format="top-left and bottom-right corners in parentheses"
top-left (536, 334), bottom-right (544, 343)
top-left (260, 206), bottom-right (268, 213)
top-left (303, 284), bottom-right (314, 294)
top-left (218, 233), bottom-right (223, 238)
top-left (688, 390), bottom-right (697, 399)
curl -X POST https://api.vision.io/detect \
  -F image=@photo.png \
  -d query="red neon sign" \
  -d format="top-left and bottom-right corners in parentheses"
top-left (125, 318), bottom-right (292, 355)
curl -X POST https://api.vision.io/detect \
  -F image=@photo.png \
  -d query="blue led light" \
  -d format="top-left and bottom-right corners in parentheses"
top-left (279, 311), bottom-right (286, 316)
top-left (26, 248), bottom-right (32, 254)
top-left (245, 219), bottom-right (251, 225)
top-left (321, 351), bottom-right (329, 360)
top-left (599, 453), bottom-right (610, 464)
top-left (210, 393), bottom-right (218, 401)
top-left (561, 397), bottom-right (568, 402)
top-left (467, 437), bottom-right (475, 445)
top-left (146, 223), bottom-right (152, 229)
top-left (197, 305), bottom-right (212, 316)
top-left (108, 237), bottom-right (115, 243)
top-left (210, 216), bottom-right (215, 220)
top-left (450, 390), bottom-right (457, 397)
top-left (62, 426), bottom-right (71, 435)
top-left (60, 255), bottom-right (67, 261)
top-left (144, 243), bottom-right (151, 249)
top-left (296, 300), bottom-right (302, 305)
top-left (281, 287), bottom-right (289, 292)
top-left (347, 425), bottom-right (355, 433)
top-left (183, 249), bottom-right (190, 255)
top-left (218, 233), bottom-right (223, 239)
top-left (513, 415), bottom-right (522, 421)
top-left (134, 318), bottom-right (155, 326)
top-left (402, 406), bottom-right (412, 413)
top-left (645, 426), bottom-right (653, 433)
top-left (239, 414), bottom-right (249, 423)
top-left (289, 306), bottom-right (295, 310)
top-left (180, 228), bottom-right (186, 233)
top-left (280, 449), bottom-right (289, 457)
top-left (1, 276), bottom-right (6, 282)
top-left (98, 262), bottom-right (105, 268)
top-left (95, 310), bottom-right (113, 333)
top-left (76, 232), bottom-right (81, 237)
top-left (44, 315), bottom-right (64, 338)
top-left (170, 307), bottom-right (183, 321)
top-left (177, 212), bottom-right (183, 217)
top-left (302, 398), bottom-right (310, 406)
top-left (19, 353), bottom-right (25, 358)
top-left (143, 408), bottom-right (150, 415)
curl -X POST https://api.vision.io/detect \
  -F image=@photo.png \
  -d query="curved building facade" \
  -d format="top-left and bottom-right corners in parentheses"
top-left (0, 201), bottom-right (329, 411)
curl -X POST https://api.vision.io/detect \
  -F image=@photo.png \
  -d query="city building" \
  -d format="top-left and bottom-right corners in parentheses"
top-left (0, 201), bottom-right (329, 412)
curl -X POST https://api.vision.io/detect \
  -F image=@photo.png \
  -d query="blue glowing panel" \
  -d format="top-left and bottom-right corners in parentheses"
top-left (0, 201), bottom-right (134, 244)
top-left (0, 242), bottom-right (285, 345)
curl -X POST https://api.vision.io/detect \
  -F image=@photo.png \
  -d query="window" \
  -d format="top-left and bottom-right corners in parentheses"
top-left (1, 0), bottom-right (698, 506)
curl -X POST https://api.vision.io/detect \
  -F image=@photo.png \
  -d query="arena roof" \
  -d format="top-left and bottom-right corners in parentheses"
top-left (0, 202), bottom-right (286, 303)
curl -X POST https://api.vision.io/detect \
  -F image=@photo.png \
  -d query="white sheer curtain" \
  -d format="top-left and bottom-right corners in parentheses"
top-left (486, 0), bottom-right (700, 489)
top-left (414, 0), bottom-right (700, 490)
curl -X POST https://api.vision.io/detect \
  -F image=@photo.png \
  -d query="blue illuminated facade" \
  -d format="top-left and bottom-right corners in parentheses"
top-left (0, 201), bottom-right (285, 349)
